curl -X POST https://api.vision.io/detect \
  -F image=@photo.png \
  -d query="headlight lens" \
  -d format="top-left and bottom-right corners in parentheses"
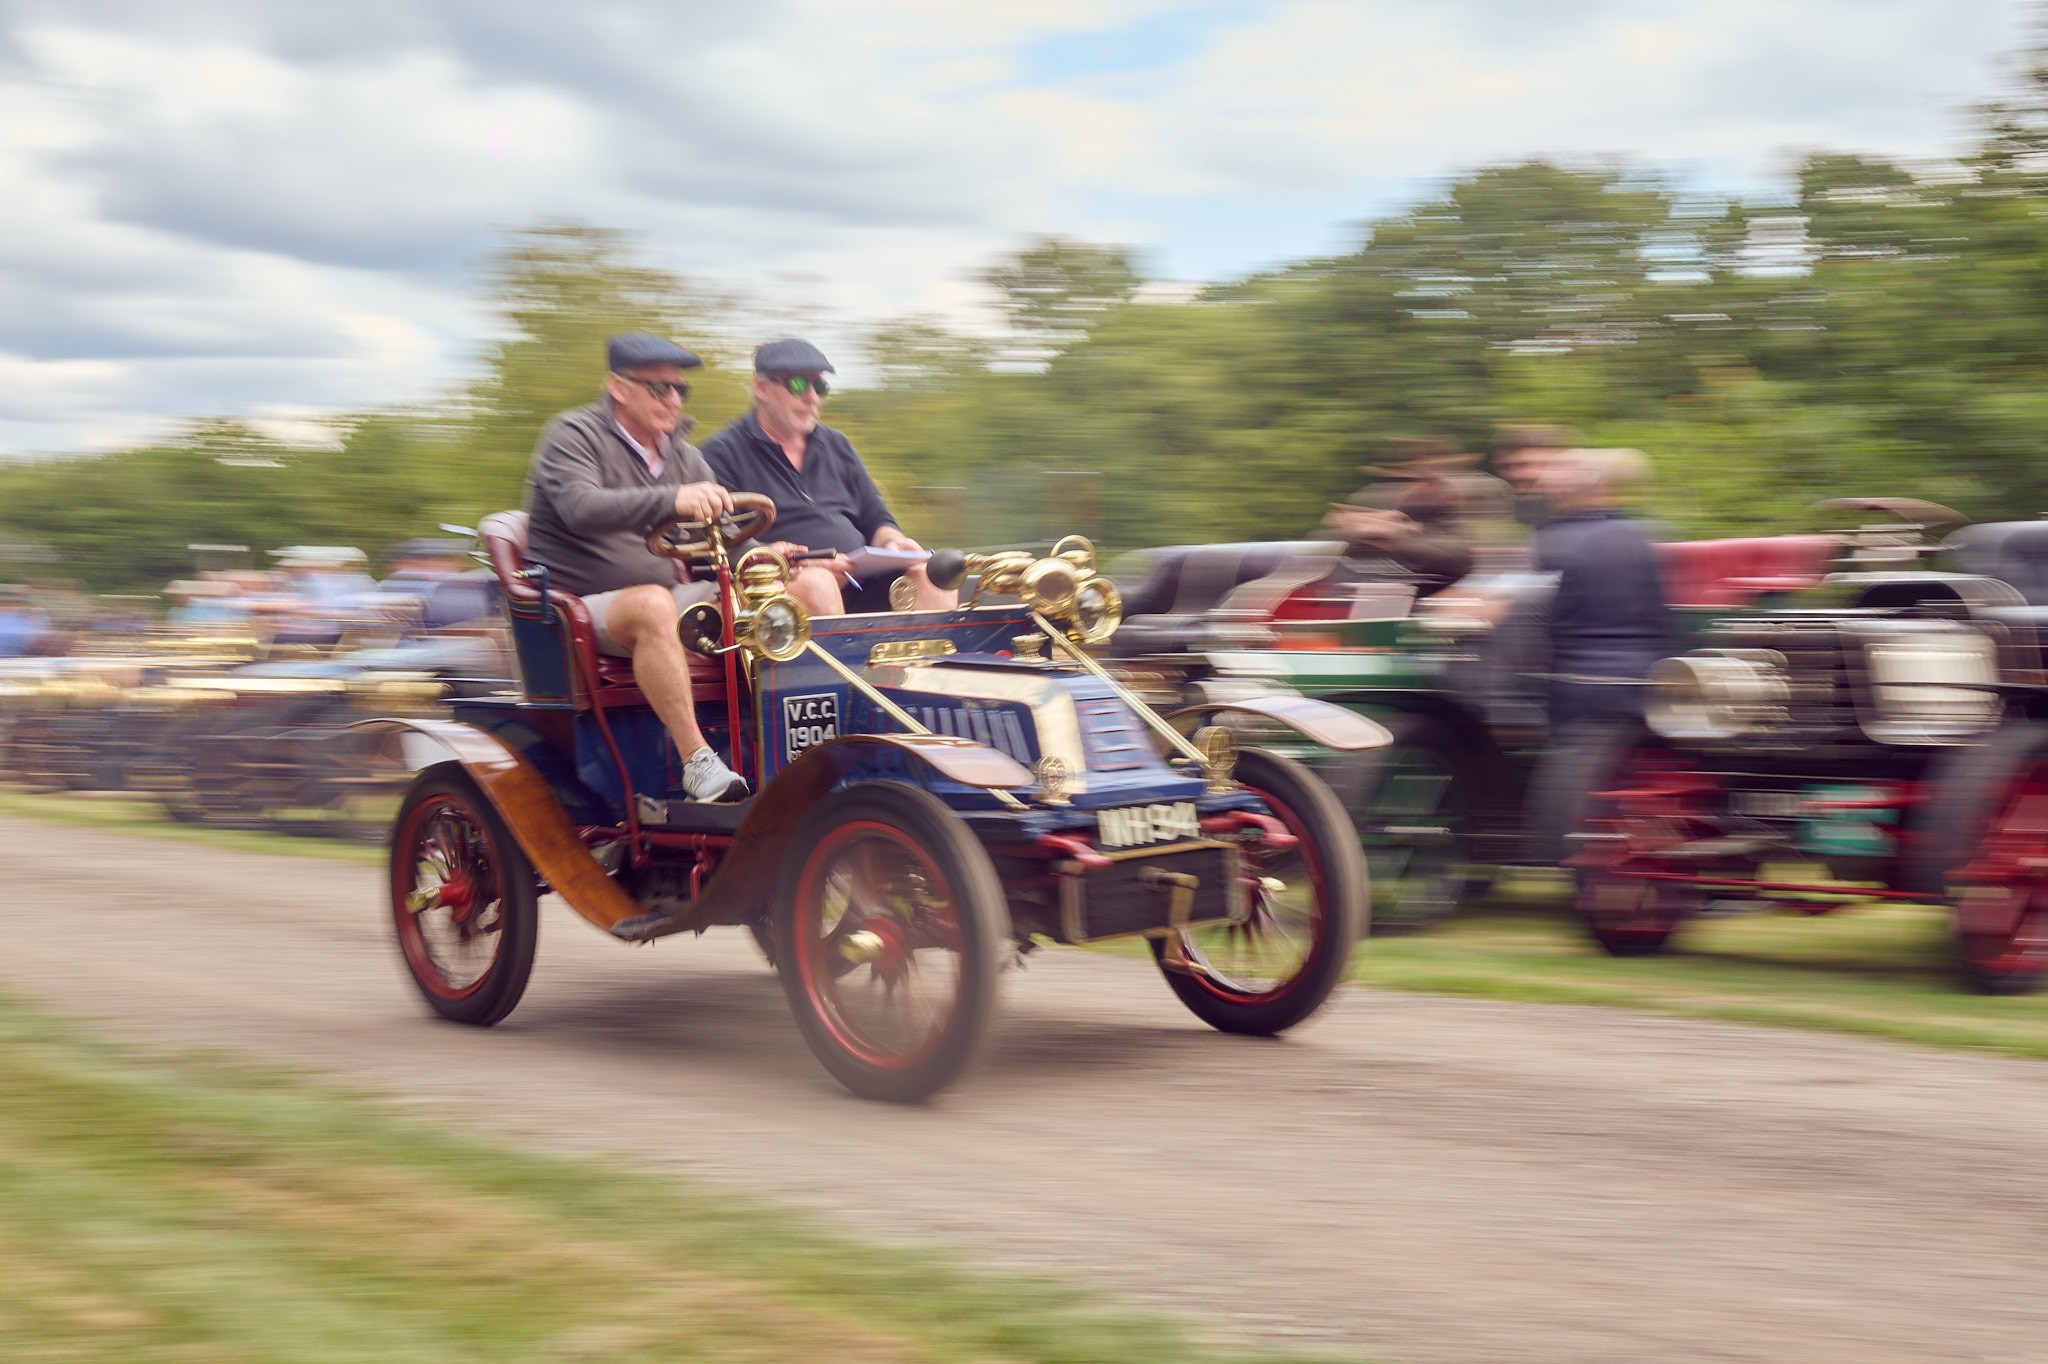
top-left (1645, 651), bottom-right (1788, 742)
top-left (748, 595), bottom-right (810, 663)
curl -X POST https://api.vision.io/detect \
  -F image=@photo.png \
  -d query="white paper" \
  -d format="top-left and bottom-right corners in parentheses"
top-left (842, 545), bottom-right (930, 579)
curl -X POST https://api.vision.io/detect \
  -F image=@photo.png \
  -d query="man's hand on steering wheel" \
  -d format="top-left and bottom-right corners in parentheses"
top-left (673, 480), bottom-right (733, 522)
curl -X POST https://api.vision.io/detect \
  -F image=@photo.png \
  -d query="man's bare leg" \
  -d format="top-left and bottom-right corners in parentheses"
top-left (786, 565), bottom-right (843, 618)
top-left (601, 584), bottom-right (709, 755)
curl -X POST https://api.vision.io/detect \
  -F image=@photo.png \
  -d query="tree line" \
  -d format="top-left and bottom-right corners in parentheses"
top-left (10, 37), bottom-right (2048, 593)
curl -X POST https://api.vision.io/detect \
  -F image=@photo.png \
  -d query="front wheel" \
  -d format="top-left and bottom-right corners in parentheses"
top-left (389, 765), bottom-right (539, 1027)
top-left (1915, 722), bottom-right (2048, 995)
top-left (773, 782), bottom-right (1007, 1102)
top-left (1151, 748), bottom-right (1367, 1035)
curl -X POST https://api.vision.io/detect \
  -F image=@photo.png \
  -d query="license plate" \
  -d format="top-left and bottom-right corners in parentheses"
top-left (1096, 800), bottom-right (1200, 849)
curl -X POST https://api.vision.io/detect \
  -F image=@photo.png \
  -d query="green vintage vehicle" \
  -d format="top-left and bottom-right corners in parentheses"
top-left (1103, 522), bottom-right (1849, 933)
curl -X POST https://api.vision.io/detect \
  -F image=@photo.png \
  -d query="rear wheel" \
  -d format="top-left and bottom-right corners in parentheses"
top-left (774, 782), bottom-right (1006, 1102)
top-left (1151, 748), bottom-right (1367, 1035)
top-left (1915, 722), bottom-right (2048, 995)
top-left (1571, 731), bottom-right (1713, 958)
top-left (389, 766), bottom-right (539, 1026)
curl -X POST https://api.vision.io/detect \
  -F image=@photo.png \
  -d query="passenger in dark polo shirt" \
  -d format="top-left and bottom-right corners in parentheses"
top-left (700, 339), bottom-right (955, 614)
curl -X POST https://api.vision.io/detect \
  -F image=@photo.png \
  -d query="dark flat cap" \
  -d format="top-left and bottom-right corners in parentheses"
top-left (753, 338), bottom-right (833, 374)
top-left (608, 333), bottom-right (702, 372)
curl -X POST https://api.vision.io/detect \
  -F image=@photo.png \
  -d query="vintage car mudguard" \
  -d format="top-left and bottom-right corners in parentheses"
top-left (356, 716), bottom-right (649, 931)
top-left (1165, 693), bottom-right (1390, 751)
top-left (360, 719), bottom-right (1031, 940)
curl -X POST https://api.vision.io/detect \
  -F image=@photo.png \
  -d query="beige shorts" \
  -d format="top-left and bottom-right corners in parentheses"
top-left (581, 581), bottom-right (718, 656)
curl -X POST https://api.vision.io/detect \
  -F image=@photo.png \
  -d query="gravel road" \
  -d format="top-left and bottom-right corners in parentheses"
top-left (5, 812), bottom-right (2048, 1363)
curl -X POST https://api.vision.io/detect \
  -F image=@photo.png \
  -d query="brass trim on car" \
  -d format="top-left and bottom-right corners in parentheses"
top-left (868, 638), bottom-right (958, 666)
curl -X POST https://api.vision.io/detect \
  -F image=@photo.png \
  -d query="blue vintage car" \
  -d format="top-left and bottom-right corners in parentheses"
top-left (372, 496), bottom-right (1384, 1101)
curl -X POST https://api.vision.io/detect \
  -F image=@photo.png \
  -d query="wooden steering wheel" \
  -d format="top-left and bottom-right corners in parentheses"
top-left (644, 492), bottom-right (777, 564)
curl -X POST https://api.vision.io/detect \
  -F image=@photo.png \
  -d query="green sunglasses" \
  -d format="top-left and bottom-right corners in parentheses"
top-left (772, 373), bottom-right (830, 398)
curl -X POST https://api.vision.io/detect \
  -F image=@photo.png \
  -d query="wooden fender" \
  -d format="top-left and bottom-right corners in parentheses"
top-left (357, 717), bottom-right (650, 932)
top-left (1165, 694), bottom-right (1391, 751)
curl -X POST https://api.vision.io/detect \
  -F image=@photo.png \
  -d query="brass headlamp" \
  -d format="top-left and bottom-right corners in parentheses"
top-left (731, 547), bottom-right (811, 663)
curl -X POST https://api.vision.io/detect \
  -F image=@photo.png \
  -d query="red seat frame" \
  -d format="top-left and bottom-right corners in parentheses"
top-left (477, 510), bottom-right (727, 709)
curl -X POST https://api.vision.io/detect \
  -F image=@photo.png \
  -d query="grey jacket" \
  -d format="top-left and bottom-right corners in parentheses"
top-left (523, 399), bottom-right (718, 597)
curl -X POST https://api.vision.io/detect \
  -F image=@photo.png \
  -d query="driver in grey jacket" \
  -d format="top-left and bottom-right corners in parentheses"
top-left (523, 333), bottom-right (747, 802)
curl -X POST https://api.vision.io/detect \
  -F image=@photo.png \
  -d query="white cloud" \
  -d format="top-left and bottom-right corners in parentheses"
top-left (0, 0), bottom-right (2027, 454)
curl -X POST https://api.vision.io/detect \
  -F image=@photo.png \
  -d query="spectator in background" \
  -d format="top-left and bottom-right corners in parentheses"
top-left (163, 579), bottom-right (248, 628)
top-left (1320, 438), bottom-right (1477, 598)
top-left (1493, 422), bottom-right (1577, 532)
top-left (378, 538), bottom-right (496, 630)
top-left (0, 587), bottom-right (49, 657)
top-left (1531, 448), bottom-right (1672, 730)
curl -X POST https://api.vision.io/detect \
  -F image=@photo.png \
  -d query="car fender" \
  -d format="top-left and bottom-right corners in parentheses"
top-left (355, 716), bottom-right (651, 932)
top-left (1164, 694), bottom-right (1390, 750)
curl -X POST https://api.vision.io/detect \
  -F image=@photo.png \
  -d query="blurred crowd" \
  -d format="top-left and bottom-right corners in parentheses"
top-left (0, 537), bottom-right (498, 659)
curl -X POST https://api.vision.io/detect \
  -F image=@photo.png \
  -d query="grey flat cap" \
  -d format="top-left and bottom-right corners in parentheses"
top-left (752, 338), bottom-right (834, 374)
top-left (608, 333), bottom-right (702, 372)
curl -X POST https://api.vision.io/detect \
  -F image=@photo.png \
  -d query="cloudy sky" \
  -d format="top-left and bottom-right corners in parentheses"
top-left (0, 0), bottom-right (2028, 456)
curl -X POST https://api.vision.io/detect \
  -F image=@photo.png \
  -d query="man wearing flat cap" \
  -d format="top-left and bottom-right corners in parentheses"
top-left (701, 338), bottom-right (953, 614)
top-left (522, 332), bottom-right (748, 802)
top-left (1320, 438), bottom-right (1477, 597)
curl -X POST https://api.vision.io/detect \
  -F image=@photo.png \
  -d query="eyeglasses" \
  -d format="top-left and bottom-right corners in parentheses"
top-left (771, 374), bottom-right (830, 398)
top-left (618, 375), bottom-right (690, 401)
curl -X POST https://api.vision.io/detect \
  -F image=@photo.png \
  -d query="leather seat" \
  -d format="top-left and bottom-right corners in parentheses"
top-left (478, 510), bottom-right (726, 709)
top-left (1108, 541), bottom-right (1331, 653)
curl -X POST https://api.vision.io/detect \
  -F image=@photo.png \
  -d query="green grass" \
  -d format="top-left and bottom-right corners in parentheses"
top-left (1353, 879), bottom-right (2048, 1060)
top-left (0, 992), bottom-right (1341, 1364)
top-left (0, 787), bottom-right (383, 864)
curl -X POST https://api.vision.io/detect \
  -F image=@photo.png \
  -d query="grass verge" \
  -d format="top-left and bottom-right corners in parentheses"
top-left (0, 992), bottom-right (1339, 1364)
top-left (1352, 880), bottom-right (2048, 1061)
top-left (0, 787), bottom-right (383, 864)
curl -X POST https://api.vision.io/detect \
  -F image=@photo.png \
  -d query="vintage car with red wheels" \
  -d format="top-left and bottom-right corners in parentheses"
top-left (370, 497), bottom-right (1382, 1102)
top-left (1571, 507), bottom-right (2048, 992)
top-left (1100, 525), bottom-right (1844, 934)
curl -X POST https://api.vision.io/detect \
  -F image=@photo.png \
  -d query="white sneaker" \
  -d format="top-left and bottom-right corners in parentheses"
top-left (682, 746), bottom-right (750, 803)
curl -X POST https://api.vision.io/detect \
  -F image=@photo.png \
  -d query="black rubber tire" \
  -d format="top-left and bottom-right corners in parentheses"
top-left (1910, 721), bottom-right (2048, 995)
top-left (1324, 713), bottom-right (1480, 934)
top-left (388, 765), bottom-right (540, 1027)
top-left (773, 781), bottom-right (1007, 1102)
top-left (1151, 747), bottom-right (1368, 1035)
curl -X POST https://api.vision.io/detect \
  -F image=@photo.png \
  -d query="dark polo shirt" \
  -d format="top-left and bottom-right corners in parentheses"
top-left (699, 412), bottom-right (897, 558)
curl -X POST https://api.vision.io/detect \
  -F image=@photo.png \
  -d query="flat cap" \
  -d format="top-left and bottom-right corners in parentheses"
top-left (608, 333), bottom-right (702, 372)
top-left (753, 338), bottom-right (834, 375)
